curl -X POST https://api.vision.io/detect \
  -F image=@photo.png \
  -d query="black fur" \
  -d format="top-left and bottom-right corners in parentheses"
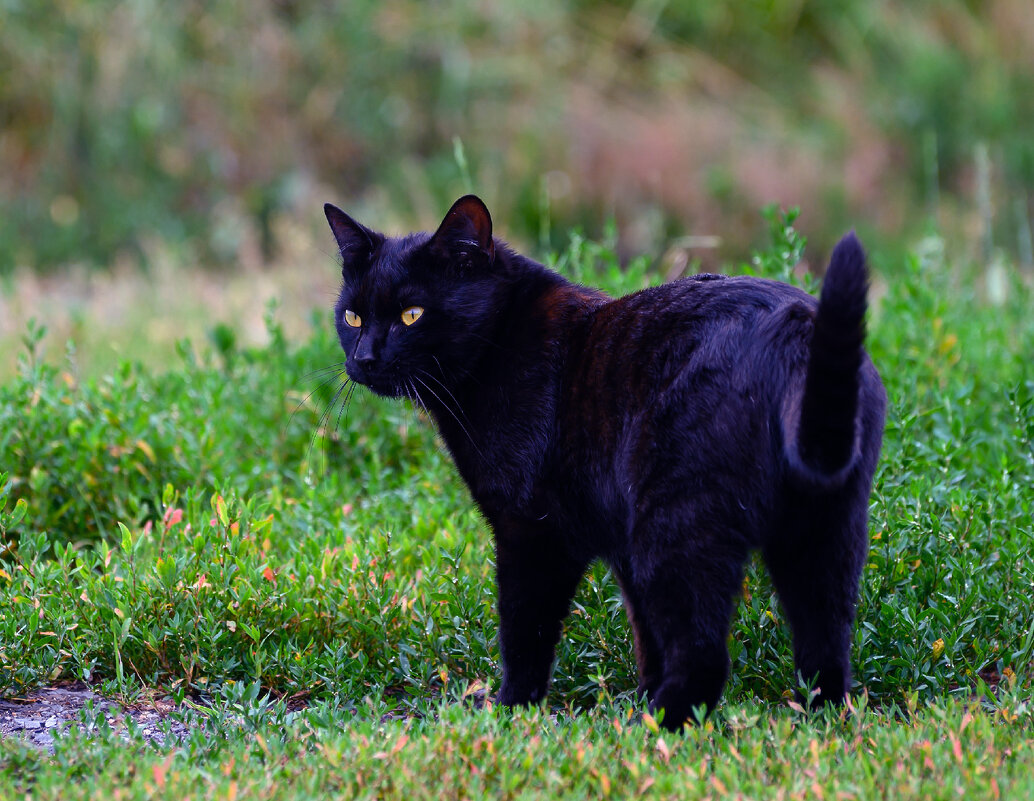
top-left (325, 196), bottom-right (887, 729)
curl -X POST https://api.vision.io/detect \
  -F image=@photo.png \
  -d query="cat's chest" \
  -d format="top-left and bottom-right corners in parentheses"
top-left (451, 404), bottom-right (630, 546)
top-left (436, 379), bottom-right (558, 516)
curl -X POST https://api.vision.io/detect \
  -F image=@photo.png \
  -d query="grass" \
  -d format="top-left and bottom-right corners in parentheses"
top-left (0, 244), bottom-right (330, 382)
top-left (3, 697), bottom-right (1033, 799)
top-left (1, 217), bottom-right (1033, 797)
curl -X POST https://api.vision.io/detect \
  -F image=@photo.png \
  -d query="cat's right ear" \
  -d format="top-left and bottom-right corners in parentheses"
top-left (429, 195), bottom-right (495, 270)
top-left (324, 203), bottom-right (379, 275)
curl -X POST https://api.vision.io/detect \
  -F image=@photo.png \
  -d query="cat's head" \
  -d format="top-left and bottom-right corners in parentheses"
top-left (324, 195), bottom-right (502, 398)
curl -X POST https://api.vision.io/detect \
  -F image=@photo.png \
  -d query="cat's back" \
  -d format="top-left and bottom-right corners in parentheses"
top-left (560, 273), bottom-right (818, 467)
top-left (605, 272), bottom-right (815, 326)
top-left (581, 273), bottom-right (817, 390)
top-left (554, 272), bottom-right (821, 542)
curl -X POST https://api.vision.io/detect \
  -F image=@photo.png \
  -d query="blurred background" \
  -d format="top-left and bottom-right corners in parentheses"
top-left (2, 0), bottom-right (1033, 375)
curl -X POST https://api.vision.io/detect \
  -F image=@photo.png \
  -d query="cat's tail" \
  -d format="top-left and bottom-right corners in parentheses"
top-left (788, 232), bottom-right (869, 487)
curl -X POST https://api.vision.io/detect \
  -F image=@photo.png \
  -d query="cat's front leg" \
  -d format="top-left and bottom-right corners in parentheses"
top-left (612, 558), bottom-right (664, 698)
top-left (493, 523), bottom-right (587, 707)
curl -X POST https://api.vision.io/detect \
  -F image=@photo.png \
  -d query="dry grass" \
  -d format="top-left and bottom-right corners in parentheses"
top-left (0, 216), bottom-right (341, 380)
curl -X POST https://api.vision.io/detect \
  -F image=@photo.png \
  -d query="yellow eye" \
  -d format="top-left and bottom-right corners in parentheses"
top-left (401, 306), bottom-right (424, 326)
top-left (343, 309), bottom-right (362, 328)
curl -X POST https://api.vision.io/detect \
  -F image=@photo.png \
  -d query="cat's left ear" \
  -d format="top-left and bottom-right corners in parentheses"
top-left (324, 203), bottom-right (381, 275)
top-left (429, 195), bottom-right (495, 269)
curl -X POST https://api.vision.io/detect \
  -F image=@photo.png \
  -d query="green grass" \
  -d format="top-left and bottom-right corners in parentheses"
top-left (2, 220), bottom-right (1033, 796)
top-left (3, 697), bottom-right (1032, 799)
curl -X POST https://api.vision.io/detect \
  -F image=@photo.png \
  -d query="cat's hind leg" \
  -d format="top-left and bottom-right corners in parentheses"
top-left (613, 558), bottom-right (664, 698)
top-left (628, 515), bottom-right (749, 730)
top-left (493, 526), bottom-right (588, 707)
top-left (762, 490), bottom-right (868, 707)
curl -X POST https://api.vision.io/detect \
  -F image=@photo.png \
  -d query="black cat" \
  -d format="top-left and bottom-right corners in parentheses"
top-left (324, 195), bottom-right (886, 729)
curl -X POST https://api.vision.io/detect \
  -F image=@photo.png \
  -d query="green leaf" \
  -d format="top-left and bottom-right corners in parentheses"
top-left (8, 498), bottom-right (28, 528)
top-left (118, 614), bottom-right (133, 647)
top-left (215, 494), bottom-right (229, 528)
top-left (118, 521), bottom-right (133, 553)
top-left (155, 556), bottom-right (178, 589)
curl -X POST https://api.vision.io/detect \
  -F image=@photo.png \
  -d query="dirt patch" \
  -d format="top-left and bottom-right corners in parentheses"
top-left (1, 683), bottom-right (495, 753)
top-left (0, 684), bottom-right (191, 753)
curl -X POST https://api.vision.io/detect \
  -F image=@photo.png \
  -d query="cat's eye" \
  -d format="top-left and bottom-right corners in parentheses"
top-left (343, 309), bottom-right (362, 328)
top-left (401, 306), bottom-right (424, 326)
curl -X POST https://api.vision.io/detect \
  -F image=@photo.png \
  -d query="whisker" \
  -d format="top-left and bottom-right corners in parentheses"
top-left (310, 383), bottom-right (346, 480)
top-left (417, 368), bottom-right (478, 434)
top-left (431, 354), bottom-right (480, 389)
top-left (400, 379), bottom-right (420, 434)
top-left (404, 379), bottom-right (423, 431)
top-left (306, 377), bottom-right (351, 481)
top-left (287, 367), bottom-right (349, 434)
top-left (298, 361), bottom-right (348, 381)
top-left (413, 374), bottom-right (483, 458)
top-left (429, 355), bottom-right (457, 386)
top-left (326, 380), bottom-right (358, 473)
top-left (406, 379), bottom-right (433, 436)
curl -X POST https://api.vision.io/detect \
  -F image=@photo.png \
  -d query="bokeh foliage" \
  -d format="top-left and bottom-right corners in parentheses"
top-left (3, 0), bottom-right (1033, 274)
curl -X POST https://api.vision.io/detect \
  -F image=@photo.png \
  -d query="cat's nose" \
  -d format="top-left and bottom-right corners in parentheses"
top-left (352, 335), bottom-right (378, 368)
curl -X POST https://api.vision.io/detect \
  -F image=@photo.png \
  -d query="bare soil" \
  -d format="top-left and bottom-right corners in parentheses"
top-left (0, 683), bottom-right (191, 753)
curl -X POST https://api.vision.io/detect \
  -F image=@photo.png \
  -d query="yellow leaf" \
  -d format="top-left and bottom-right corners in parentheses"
top-left (938, 333), bottom-right (959, 355)
top-left (215, 494), bottom-right (229, 527)
top-left (932, 638), bottom-right (945, 660)
top-left (135, 439), bottom-right (156, 463)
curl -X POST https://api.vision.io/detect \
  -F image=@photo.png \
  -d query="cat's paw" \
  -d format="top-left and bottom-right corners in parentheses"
top-left (793, 665), bottom-right (850, 711)
top-left (648, 672), bottom-right (724, 731)
top-left (496, 680), bottom-right (547, 708)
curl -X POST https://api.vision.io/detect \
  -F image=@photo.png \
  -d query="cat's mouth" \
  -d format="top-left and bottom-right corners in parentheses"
top-left (362, 380), bottom-right (404, 399)
top-left (346, 363), bottom-right (405, 399)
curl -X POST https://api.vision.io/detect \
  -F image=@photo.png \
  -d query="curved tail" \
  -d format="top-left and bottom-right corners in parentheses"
top-left (791, 232), bottom-right (869, 485)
